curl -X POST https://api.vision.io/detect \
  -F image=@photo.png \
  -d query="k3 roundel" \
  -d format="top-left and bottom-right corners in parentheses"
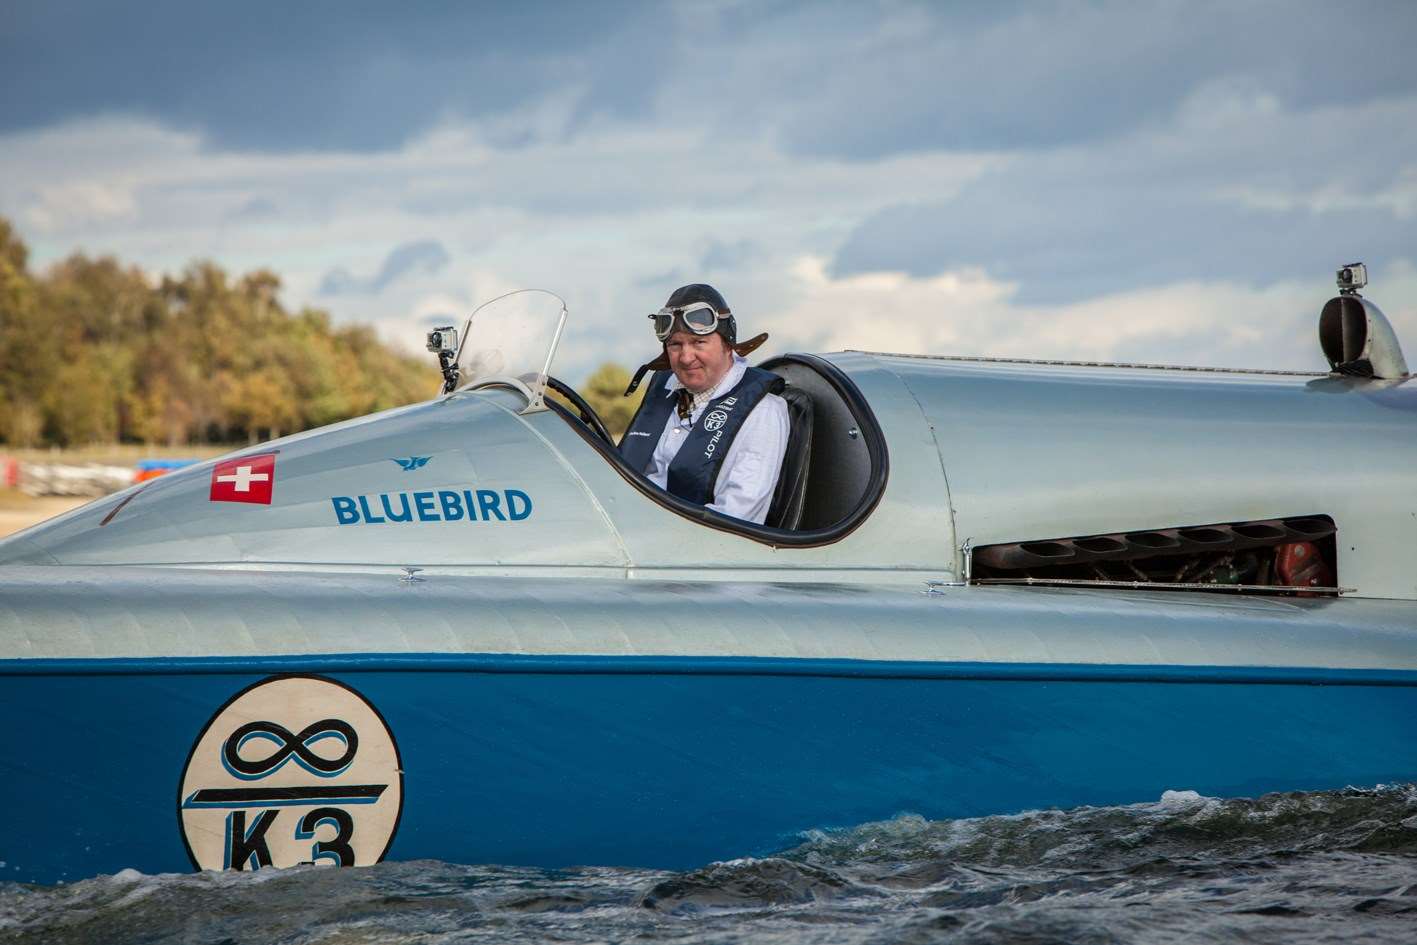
top-left (703, 409), bottom-right (729, 431)
top-left (178, 675), bottom-right (403, 872)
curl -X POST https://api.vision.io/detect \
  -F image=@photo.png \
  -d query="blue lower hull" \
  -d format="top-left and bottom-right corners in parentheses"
top-left (4, 658), bottom-right (1416, 885)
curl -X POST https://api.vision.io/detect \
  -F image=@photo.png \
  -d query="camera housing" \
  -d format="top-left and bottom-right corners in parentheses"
top-left (424, 325), bottom-right (461, 393)
top-left (1336, 262), bottom-right (1368, 295)
top-left (426, 326), bottom-right (458, 355)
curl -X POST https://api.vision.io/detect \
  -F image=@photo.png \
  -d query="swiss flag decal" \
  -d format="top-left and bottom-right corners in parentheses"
top-left (209, 453), bottom-right (277, 504)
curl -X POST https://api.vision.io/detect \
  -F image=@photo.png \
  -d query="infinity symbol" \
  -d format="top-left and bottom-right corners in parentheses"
top-left (223, 719), bottom-right (359, 778)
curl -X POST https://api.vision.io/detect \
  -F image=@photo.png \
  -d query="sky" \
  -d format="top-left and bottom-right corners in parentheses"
top-left (3, 0), bottom-right (1417, 382)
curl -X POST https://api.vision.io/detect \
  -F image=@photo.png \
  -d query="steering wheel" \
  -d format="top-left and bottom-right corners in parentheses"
top-left (545, 376), bottom-right (616, 446)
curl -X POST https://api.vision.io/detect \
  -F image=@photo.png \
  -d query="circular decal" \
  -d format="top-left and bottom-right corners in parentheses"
top-left (178, 675), bottom-right (403, 872)
top-left (703, 409), bottom-right (729, 431)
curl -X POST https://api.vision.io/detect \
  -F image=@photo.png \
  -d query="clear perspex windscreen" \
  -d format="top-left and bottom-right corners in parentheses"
top-left (453, 289), bottom-right (568, 412)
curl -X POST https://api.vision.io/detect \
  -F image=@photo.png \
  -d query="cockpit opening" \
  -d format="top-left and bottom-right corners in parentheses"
top-left (430, 289), bottom-right (887, 545)
top-left (542, 353), bottom-right (889, 548)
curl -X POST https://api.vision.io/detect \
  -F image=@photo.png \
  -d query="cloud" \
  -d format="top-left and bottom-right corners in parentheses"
top-left (319, 239), bottom-right (450, 296)
top-left (700, 239), bottom-right (757, 272)
top-left (5, 2), bottom-right (1417, 387)
top-left (650, 1), bottom-right (1417, 159)
top-left (8, 2), bottom-right (1416, 162)
top-left (0, 1), bottom-right (656, 152)
top-left (26, 179), bottom-right (138, 231)
top-left (754, 255), bottom-right (1417, 375)
top-left (6, 93), bottom-right (1416, 386)
top-left (831, 91), bottom-right (1417, 303)
top-left (229, 197), bottom-right (278, 221)
top-left (0, 111), bottom-right (989, 356)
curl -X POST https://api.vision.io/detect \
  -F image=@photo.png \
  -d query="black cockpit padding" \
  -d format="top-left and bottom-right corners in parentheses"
top-left (766, 384), bottom-right (814, 530)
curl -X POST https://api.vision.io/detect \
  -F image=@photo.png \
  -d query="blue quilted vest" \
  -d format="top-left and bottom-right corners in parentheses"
top-left (619, 367), bottom-right (784, 504)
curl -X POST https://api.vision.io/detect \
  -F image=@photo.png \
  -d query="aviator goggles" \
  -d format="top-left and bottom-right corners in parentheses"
top-left (650, 301), bottom-right (725, 341)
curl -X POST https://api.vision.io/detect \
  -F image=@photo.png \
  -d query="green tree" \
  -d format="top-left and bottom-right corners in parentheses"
top-left (0, 224), bottom-right (50, 446)
top-left (43, 348), bottom-right (123, 445)
top-left (0, 218), bottom-right (28, 274)
top-left (0, 215), bottom-right (438, 448)
top-left (579, 363), bottom-right (645, 439)
top-left (221, 368), bottom-right (298, 443)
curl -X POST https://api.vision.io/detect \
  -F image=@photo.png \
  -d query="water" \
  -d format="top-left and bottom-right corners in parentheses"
top-left (4, 784), bottom-right (1416, 944)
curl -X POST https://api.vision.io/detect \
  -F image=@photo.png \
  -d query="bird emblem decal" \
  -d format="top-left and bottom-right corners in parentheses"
top-left (391, 456), bottom-right (431, 471)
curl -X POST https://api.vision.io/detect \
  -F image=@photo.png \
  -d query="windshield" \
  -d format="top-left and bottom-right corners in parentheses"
top-left (453, 289), bottom-right (568, 411)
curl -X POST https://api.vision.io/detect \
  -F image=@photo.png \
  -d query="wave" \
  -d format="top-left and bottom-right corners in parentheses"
top-left (788, 782), bottom-right (1417, 870)
top-left (5, 784), bottom-right (1417, 944)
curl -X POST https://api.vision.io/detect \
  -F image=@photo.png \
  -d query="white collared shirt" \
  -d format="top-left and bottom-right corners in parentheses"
top-left (643, 355), bottom-right (789, 524)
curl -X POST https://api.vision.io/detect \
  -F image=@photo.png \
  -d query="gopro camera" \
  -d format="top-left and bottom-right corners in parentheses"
top-left (1336, 263), bottom-right (1367, 295)
top-left (426, 325), bottom-right (461, 393)
top-left (426, 326), bottom-right (458, 355)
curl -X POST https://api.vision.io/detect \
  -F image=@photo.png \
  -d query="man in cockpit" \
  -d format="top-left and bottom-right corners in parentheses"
top-left (619, 284), bottom-right (789, 525)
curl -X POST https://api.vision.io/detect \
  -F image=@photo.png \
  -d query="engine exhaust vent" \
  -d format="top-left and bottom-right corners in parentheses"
top-left (972, 516), bottom-right (1340, 595)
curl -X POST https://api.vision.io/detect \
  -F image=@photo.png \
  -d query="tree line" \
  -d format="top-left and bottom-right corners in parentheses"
top-left (0, 218), bottom-right (644, 448)
top-left (0, 218), bottom-right (439, 447)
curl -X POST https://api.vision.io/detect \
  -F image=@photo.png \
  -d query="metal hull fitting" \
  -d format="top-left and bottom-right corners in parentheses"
top-left (4, 568), bottom-right (1416, 885)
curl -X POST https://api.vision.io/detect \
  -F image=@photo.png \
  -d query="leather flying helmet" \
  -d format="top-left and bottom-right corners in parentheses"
top-left (625, 284), bottom-right (769, 395)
